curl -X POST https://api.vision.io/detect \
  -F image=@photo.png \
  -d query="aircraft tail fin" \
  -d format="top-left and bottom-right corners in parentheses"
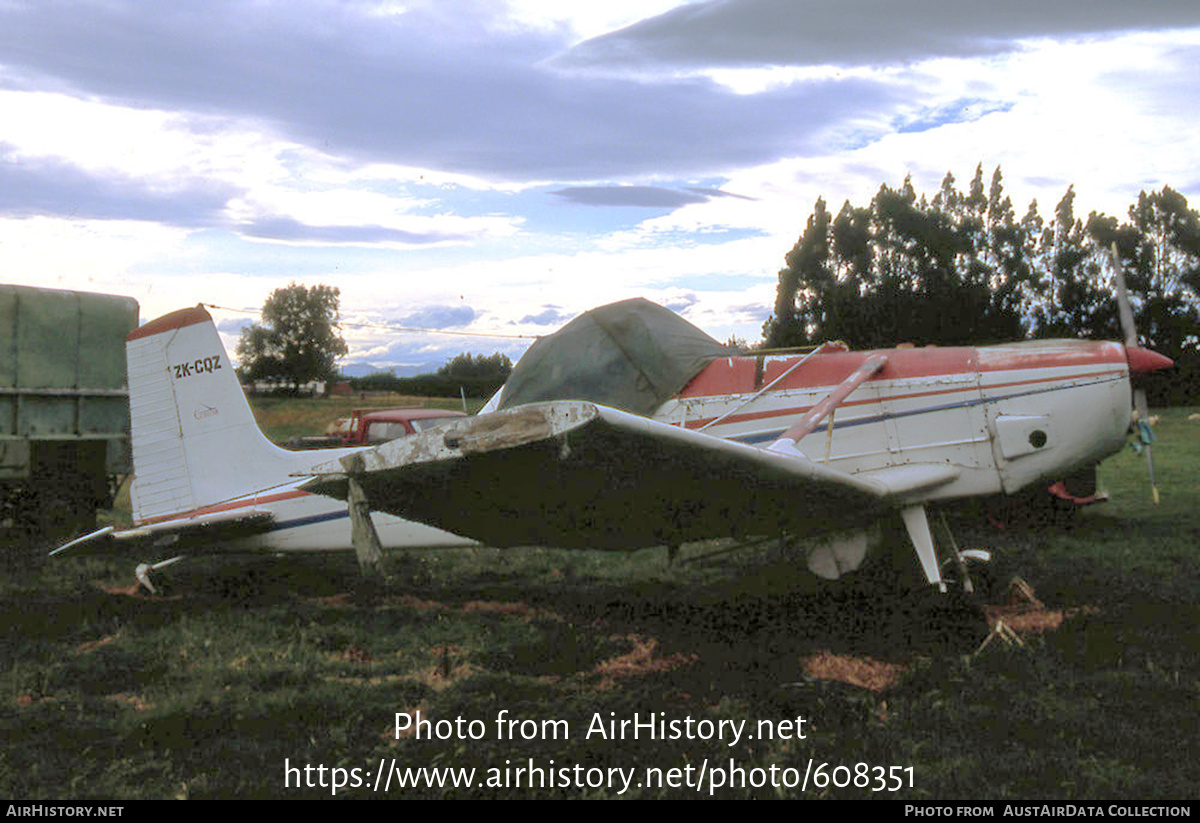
top-left (125, 306), bottom-right (314, 523)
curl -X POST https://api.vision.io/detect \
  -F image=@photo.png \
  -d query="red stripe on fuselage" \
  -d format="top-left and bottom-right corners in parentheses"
top-left (680, 341), bottom-right (1125, 400)
top-left (680, 365), bottom-right (1126, 430)
top-left (682, 347), bottom-right (980, 398)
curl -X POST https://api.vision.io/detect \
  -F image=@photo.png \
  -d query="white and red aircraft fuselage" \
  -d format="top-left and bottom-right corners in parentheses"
top-left (659, 339), bottom-right (1167, 503)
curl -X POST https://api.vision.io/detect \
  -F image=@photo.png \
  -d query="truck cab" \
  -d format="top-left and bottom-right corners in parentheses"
top-left (353, 408), bottom-right (467, 445)
top-left (287, 407), bottom-right (467, 450)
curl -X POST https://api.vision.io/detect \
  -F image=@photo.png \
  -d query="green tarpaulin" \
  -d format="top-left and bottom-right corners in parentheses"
top-left (498, 298), bottom-right (734, 416)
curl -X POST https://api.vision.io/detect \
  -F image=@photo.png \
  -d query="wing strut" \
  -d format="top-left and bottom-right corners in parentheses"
top-left (698, 342), bottom-right (833, 432)
top-left (768, 354), bottom-right (888, 455)
top-left (345, 453), bottom-right (386, 578)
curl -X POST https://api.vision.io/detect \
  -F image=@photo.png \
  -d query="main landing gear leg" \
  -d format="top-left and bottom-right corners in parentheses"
top-left (901, 504), bottom-right (946, 592)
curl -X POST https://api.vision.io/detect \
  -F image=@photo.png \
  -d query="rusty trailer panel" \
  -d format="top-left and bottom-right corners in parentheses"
top-left (0, 284), bottom-right (138, 538)
top-left (0, 284), bottom-right (138, 441)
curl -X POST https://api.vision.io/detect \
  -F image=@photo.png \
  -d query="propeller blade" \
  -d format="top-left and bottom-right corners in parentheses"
top-left (1109, 243), bottom-right (1161, 504)
top-left (1133, 388), bottom-right (1160, 505)
top-left (1110, 242), bottom-right (1138, 348)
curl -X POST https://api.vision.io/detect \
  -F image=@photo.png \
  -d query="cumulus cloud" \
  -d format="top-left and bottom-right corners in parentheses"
top-left (2, 1), bottom-right (1198, 357)
top-left (0, 143), bottom-right (234, 224)
top-left (398, 304), bottom-right (478, 329)
top-left (662, 293), bottom-right (699, 313)
top-left (240, 217), bottom-right (472, 246)
top-left (549, 185), bottom-right (757, 208)
top-left (551, 186), bottom-right (711, 208)
top-left (558, 0), bottom-right (1200, 71)
top-left (0, 0), bottom-right (904, 182)
top-left (518, 305), bottom-right (572, 325)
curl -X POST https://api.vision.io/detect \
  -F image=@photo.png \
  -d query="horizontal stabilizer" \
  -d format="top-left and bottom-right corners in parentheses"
top-left (304, 401), bottom-right (890, 550)
top-left (50, 509), bottom-right (276, 556)
top-left (115, 508), bottom-right (276, 540)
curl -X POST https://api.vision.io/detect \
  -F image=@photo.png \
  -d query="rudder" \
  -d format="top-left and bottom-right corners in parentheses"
top-left (125, 306), bottom-right (311, 523)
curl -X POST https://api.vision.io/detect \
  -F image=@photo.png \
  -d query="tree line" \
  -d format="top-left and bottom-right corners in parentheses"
top-left (762, 167), bottom-right (1200, 403)
top-left (348, 352), bottom-right (512, 398)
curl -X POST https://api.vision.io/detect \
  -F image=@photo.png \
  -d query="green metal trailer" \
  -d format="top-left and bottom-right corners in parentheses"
top-left (0, 284), bottom-right (139, 541)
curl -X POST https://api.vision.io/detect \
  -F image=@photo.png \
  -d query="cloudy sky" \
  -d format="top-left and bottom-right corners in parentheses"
top-left (2, 0), bottom-right (1198, 372)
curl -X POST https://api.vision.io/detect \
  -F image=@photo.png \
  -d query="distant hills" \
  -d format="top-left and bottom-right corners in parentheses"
top-left (338, 362), bottom-right (438, 379)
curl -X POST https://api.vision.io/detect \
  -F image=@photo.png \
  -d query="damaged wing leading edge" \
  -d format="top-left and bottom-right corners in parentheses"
top-left (303, 400), bottom-right (895, 551)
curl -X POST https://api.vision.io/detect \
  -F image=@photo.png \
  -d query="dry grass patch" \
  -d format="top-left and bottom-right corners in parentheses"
top-left (592, 634), bottom-right (698, 690)
top-left (801, 650), bottom-right (910, 692)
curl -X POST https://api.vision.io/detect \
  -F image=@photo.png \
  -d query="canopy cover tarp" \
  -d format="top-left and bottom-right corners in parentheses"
top-left (498, 298), bottom-right (735, 416)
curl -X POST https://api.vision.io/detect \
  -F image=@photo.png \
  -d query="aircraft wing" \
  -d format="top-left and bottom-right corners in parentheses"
top-left (302, 401), bottom-right (950, 550)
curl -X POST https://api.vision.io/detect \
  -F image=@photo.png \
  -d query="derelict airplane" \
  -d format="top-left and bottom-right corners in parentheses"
top-left (299, 249), bottom-right (1172, 591)
top-left (54, 259), bottom-right (1172, 593)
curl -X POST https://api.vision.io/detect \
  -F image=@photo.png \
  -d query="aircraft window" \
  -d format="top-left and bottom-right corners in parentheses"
top-left (411, 416), bottom-right (461, 432)
top-left (366, 421), bottom-right (411, 443)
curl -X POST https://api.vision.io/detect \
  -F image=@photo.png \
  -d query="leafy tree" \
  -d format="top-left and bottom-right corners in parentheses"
top-left (765, 170), bottom-right (1200, 401)
top-left (1122, 187), bottom-right (1200, 354)
top-left (236, 283), bottom-right (348, 389)
top-left (764, 168), bottom-right (1029, 349)
top-left (1033, 187), bottom-right (1094, 337)
top-left (437, 352), bottom-right (513, 381)
top-left (985, 168), bottom-right (1038, 327)
top-left (765, 197), bottom-right (832, 347)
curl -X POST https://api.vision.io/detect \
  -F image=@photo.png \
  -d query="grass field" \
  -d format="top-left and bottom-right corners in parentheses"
top-left (1, 403), bottom-right (1197, 799)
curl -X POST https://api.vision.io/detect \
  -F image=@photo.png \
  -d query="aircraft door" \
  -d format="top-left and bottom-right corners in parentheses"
top-left (879, 351), bottom-right (990, 472)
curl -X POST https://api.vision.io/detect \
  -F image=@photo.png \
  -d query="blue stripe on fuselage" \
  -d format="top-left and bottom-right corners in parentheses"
top-left (272, 509), bottom-right (350, 532)
top-left (722, 373), bottom-right (1125, 445)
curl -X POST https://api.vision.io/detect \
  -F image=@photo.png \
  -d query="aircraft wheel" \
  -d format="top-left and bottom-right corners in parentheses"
top-left (939, 554), bottom-right (999, 602)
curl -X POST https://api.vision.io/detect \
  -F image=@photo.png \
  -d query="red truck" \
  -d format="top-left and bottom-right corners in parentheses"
top-left (286, 407), bottom-right (467, 450)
